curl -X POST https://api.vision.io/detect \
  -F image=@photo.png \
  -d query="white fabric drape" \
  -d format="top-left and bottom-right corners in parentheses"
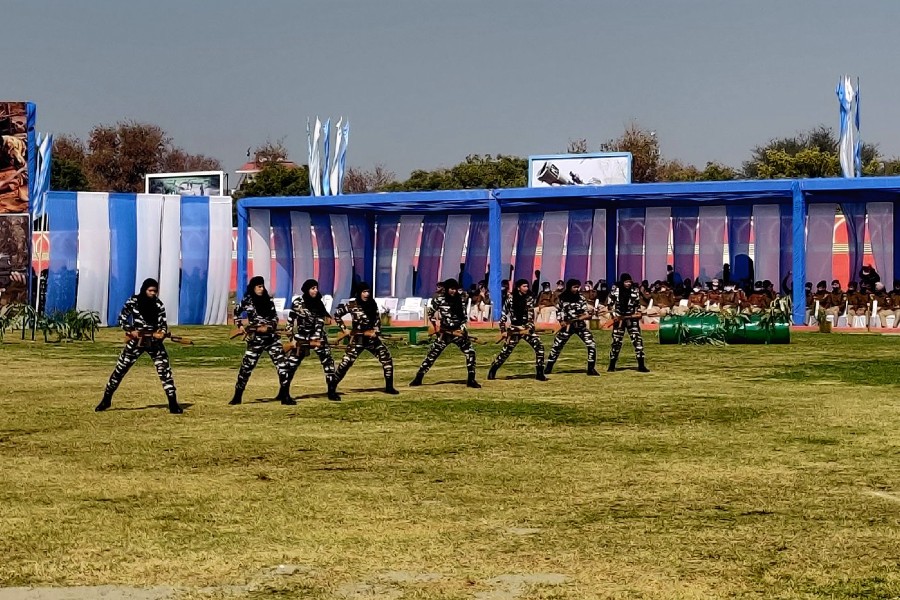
top-left (248, 208), bottom-right (272, 284)
top-left (135, 194), bottom-right (163, 289)
top-left (644, 207), bottom-right (671, 282)
top-left (204, 196), bottom-right (232, 325)
top-left (806, 203), bottom-right (836, 286)
top-left (331, 214), bottom-right (353, 302)
top-left (589, 209), bottom-right (606, 281)
top-left (395, 214), bottom-right (423, 297)
top-left (290, 211), bottom-right (314, 298)
top-left (753, 205), bottom-right (781, 285)
top-left (75, 192), bottom-right (111, 323)
top-left (867, 202), bottom-right (894, 283)
top-left (441, 215), bottom-right (470, 280)
top-left (158, 196), bottom-right (181, 324)
top-left (697, 206), bottom-right (726, 282)
top-left (540, 211), bottom-right (569, 286)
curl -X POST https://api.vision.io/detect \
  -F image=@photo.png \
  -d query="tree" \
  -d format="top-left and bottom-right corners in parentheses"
top-left (343, 164), bottom-right (397, 194)
top-left (49, 134), bottom-right (89, 191)
top-left (600, 122), bottom-right (660, 183)
top-left (386, 154), bottom-right (527, 191)
top-left (251, 138), bottom-right (290, 166)
top-left (566, 138), bottom-right (588, 154)
top-left (232, 164), bottom-right (310, 199)
top-left (743, 125), bottom-right (880, 179)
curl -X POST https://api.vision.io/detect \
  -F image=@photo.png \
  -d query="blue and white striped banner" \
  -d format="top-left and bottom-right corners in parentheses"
top-left (44, 192), bottom-right (232, 325)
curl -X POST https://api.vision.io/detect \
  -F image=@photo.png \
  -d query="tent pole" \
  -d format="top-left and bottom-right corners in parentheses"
top-left (488, 195), bottom-right (503, 321)
top-left (791, 182), bottom-right (807, 325)
top-left (605, 207), bottom-right (617, 286)
top-left (236, 201), bottom-right (249, 299)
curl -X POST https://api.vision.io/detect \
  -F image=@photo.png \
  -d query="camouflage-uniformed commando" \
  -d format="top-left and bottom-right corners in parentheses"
top-left (284, 278), bottom-right (340, 401)
top-left (96, 278), bottom-right (183, 414)
top-left (487, 278), bottom-right (547, 381)
top-left (230, 276), bottom-right (293, 405)
top-left (411, 278), bottom-right (481, 388)
top-left (333, 281), bottom-right (399, 395)
top-left (544, 278), bottom-right (599, 375)
top-left (607, 272), bottom-right (650, 372)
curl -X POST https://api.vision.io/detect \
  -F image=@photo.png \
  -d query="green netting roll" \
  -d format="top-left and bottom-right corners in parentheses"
top-left (658, 315), bottom-right (790, 344)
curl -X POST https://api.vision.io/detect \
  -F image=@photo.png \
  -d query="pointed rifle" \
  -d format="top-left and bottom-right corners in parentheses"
top-left (126, 329), bottom-right (194, 347)
top-left (602, 313), bottom-right (644, 329)
top-left (429, 325), bottom-right (484, 344)
top-left (496, 325), bottom-right (554, 343)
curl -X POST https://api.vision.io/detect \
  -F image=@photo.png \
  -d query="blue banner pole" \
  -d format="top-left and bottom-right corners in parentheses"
top-left (791, 182), bottom-right (807, 325)
top-left (488, 194), bottom-right (503, 321)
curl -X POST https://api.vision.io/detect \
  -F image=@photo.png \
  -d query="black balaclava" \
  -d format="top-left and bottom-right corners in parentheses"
top-left (301, 278), bottom-right (328, 317)
top-left (560, 278), bottom-right (581, 303)
top-left (442, 278), bottom-right (465, 321)
top-left (512, 278), bottom-right (529, 318)
top-left (617, 273), bottom-right (633, 313)
top-left (138, 278), bottom-right (160, 328)
top-left (354, 281), bottom-right (379, 324)
top-left (246, 275), bottom-right (276, 319)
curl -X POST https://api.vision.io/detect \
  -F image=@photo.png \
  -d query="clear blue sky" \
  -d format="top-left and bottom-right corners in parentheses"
top-left (5, 0), bottom-right (899, 181)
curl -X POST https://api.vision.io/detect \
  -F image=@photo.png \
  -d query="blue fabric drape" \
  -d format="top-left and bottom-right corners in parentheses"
top-left (727, 205), bottom-right (752, 284)
top-left (178, 196), bottom-right (210, 325)
top-left (416, 215), bottom-right (446, 296)
top-left (271, 210), bottom-right (294, 301)
top-left (310, 213), bottom-right (335, 294)
top-left (841, 202), bottom-right (867, 283)
top-left (374, 215), bottom-right (399, 296)
top-left (45, 192), bottom-right (79, 314)
top-left (514, 212), bottom-right (543, 282)
top-left (106, 193), bottom-right (137, 326)
top-left (463, 212), bottom-right (489, 290)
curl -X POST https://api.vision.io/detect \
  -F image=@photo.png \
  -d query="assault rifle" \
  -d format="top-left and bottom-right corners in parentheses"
top-left (282, 337), bottom-right (341, 357)
top-left (602, 313), bottom-right (644, 328)
top-left (229, 323), bottom-right (282, 340)
top-left (334, 329), bottom-right (392, 345)
top-left (496, 325), bottom-right (554, 343)
top-left (127, 329), bottom-right (194, 347)
top-left (428, 324), bottom-right (482, 343)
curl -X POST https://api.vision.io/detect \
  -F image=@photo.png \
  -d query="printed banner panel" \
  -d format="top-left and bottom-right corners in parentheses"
top-left (0, 102), bottom-right (29, 214)
top-left (0, 214), bottom-right (30, 304)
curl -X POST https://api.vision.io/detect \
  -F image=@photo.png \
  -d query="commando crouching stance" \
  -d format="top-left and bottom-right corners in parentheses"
top-left (96, 278), bottom-right (183, 414)
top-left (230, 276), bottom-right (293, 405)
top-left (607, 272), bottom-right (650, 373)
top-left (544, 278), bottom-right (599, 376)
top-left (411, 278), bottom-right (481, 388)
top-left (488, 278), bottom-right (547, 381)
top-left (284, 279), bottom-right (340, 401)
top-left (333, 282), bottom-right (399, 395)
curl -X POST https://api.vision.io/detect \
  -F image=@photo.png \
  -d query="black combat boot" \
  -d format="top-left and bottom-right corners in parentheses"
top-left (327, 379), bottom-right (341, 401)
top-left (384, 375), bottom-right (400, 395)
top-left (467, 373), bottom-right (482, 389)
top-left (535, 365), bottom-right (548, 381)
top-left (410, 371), bottom-right (424, 387)
top-left (487, 365), bottom-right (498, 380)
top-left (586, 361), bottom-right (600, 376)
top-left (544, 359), bottom-right (555, 374)
top-left (167, 392), bottom-right (184, 414)
top-left (229, 387), bottom-right (243, 405)
top-left (95, 390), bottom-right (113, 412)
top-left (637, 358), bottom-right (650, 373)
top-left (607, 359), bottom-right (617, 372)
top-left (276, 383), bottom-right (296, 405)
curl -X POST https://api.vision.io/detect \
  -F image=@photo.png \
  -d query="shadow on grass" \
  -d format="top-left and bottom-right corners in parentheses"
top-left (771, 359), bottom-right (900, 387)
top-left (108, 403), bottom-right (194, 411)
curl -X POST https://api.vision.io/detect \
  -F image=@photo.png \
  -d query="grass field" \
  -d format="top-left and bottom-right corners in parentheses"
top-left (2, 327), bottom-right (900, 599)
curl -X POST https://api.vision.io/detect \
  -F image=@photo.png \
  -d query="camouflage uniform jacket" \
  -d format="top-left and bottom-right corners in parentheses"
top-left (289, 297), bottom-right (328, 340)
top-left (607, 286), bottom-right (642, 317)
top-left (234, 294), bottom-right (278, 330)
top-left (426, 293), bottom-right (468, 331)
top-left (119, 295), bottom-right (168, 332)
top-left (555, 293), bottom-right (592, 324)
top-left (499, 293), bottom-right (536, 333)
top-left (333, 300), bottom-right (381, 333)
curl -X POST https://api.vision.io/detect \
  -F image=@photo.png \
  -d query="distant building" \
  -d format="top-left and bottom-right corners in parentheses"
top-left (235, 159), bottom-right (300, 190)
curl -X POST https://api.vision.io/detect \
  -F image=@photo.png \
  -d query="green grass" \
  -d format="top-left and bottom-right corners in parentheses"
top-left (2, 327), bottom-right (900, 599)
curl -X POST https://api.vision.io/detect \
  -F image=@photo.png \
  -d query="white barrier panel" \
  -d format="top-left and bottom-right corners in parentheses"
top-left (75, 192), bottom-right (111, 323)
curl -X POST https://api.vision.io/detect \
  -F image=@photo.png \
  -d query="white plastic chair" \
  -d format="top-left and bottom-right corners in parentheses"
top-left (869, 301), bottom-right (881, 328)
top-left (396, 296), bottom-right (424, 320)
top-left (273, 298), bottom-right (288, 320)
top-left (322, 294), bottom-right (333, 314)
top-left (887, 315), bottom-right (896, 328)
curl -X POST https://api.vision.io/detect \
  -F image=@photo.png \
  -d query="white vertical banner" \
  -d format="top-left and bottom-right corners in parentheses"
top-left (135, 194), bottom-right (164, 289)
top-left (205, 196), bottom-right (233, 325)
top-left (329, 117), bottom-right (343, 195)
top-left (395, 214), bottom-right (423, 297)
top-left (75, 192), bottom-right (111, 323)
top-left (540, 211), bottom-right (569, 286)
top-left (644, 206), bottom-right (671, 282)
top-left (867, 202), bottom-right (894, 283)
top-left (290, 211), bottom-right (314, 297)
top-left (697, 205), bottom-right (727, 282)
top-left (589, 209), bottom-right (607, 282)
top-left (753, 205), bottom-right (781, 285)
top-left (806, 203), bottom-right (836, 286)
top-left (501, 212), bottom-right (518, 280)
top-left (158, 195), bottom-right (182, 325)
top-left (330, 213), bottom-right (353, 302)
top-left (248, 208), bottom-right (272, 286)
top-left (441, 214), bottom-right (471, 280)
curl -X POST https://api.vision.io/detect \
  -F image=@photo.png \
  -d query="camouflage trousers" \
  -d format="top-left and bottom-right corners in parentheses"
top-left (235, 334), bottom-right (290, 391)
top-left (417, 332), bottom-right (477, 377)
top-left (335, 335), bottom-right (394, 383)
top-left (547, 325), bottom-right (596, 365)
top-left (490, 332), bottom-right (545, 371)
top-left (610, 318), bottom-right (645, 361)
top-left (283, 338), bottom-right (337, 386)
top-left (105, 340), bottom-right (175, 397)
